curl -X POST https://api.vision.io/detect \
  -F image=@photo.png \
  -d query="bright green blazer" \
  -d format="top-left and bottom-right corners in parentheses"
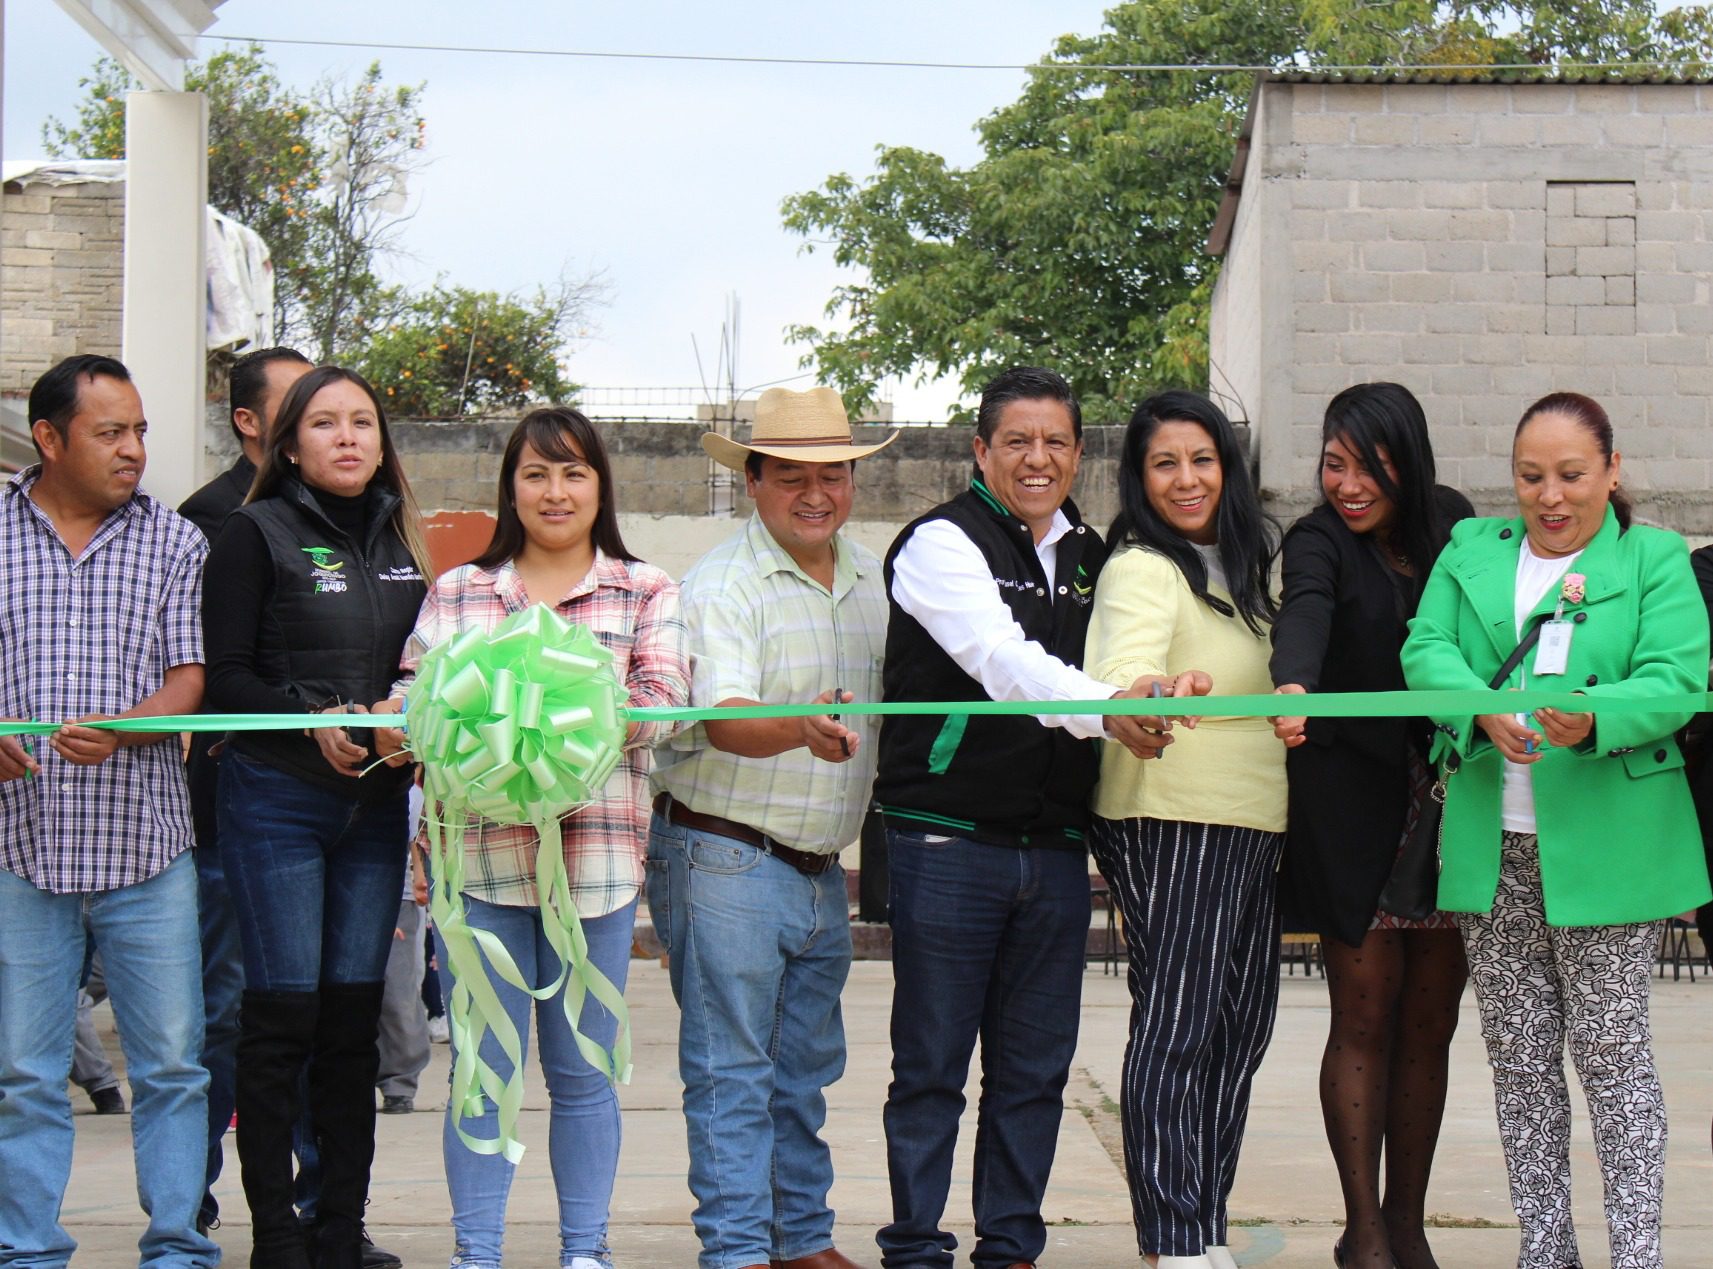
top-left (1401, 508), bottom-right (1712, 926)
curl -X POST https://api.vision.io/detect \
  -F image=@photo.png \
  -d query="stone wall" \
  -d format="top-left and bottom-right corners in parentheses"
top-left (194, 408), bottom-right (1134, 576)
top-left (1, 181), bottom-right (125, 392)
top-left (1215, 79), bottom-right (1713, 530)
top-left (277, 416), bottom-right (1132, 531)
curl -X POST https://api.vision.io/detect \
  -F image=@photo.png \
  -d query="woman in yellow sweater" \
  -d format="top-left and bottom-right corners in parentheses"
top-left (1086, 390), bottom-right (1288, 1269)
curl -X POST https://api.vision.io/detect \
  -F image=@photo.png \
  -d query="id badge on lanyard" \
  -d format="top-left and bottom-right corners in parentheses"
top-left (1515, 611), bottom-right (1574, 748)
top-left (1532, 619), bottom-right (1574, 676)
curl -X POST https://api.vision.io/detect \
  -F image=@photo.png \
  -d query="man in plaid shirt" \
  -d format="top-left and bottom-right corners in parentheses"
top-left (0, 355), bottom-right (216, 1267)
top-left (648, 387), bottom-right (894, 1269)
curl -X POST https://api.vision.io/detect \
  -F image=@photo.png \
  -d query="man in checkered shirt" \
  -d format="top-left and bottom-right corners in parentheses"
top-left (0, 355), bottom-right (216, 1266)
top-left (647, 386), bottom-right (894, 1269)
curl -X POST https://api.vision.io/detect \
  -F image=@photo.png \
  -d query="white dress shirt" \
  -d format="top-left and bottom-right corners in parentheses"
top-left (890, 510), bottom-right (1115, 739)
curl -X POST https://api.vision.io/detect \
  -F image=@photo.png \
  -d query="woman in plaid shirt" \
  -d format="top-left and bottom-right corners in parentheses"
top-left (381, 407), bottom-right (689, 1269)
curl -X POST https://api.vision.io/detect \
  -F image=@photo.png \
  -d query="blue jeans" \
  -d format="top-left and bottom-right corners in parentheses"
top-left (0, 853), bottom-right (220, 1268)
top-left (879, 829), bottom-right (1090, 1269)
top-left (195, 826), bottom-right (245, 1227)
top-left (435, 895), bottom-right (637, 1269)
top-left (197, 760), bottom-right (322, 1227)
top-left (217, 752), bottom-right (408, 991)
top-left (645, 812), bottom-right (852, 1269)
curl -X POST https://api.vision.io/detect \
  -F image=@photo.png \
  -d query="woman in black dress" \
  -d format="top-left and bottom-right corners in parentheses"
top-left (1269, 383), bottom-right (1472, 1269)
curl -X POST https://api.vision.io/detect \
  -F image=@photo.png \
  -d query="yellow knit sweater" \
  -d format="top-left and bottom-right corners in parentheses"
top-left (1086, 546), bottom-right (1288, 832)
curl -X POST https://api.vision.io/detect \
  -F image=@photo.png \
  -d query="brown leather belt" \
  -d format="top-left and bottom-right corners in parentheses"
top-left (653, 793), bottom-right (839, 877)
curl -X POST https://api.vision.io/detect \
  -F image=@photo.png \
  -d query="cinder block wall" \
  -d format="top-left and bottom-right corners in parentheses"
top-left (1215, 79), bottom-right (1713, 530)
top-left (386, 418), bottom-right (1128, 530)
top-left (1, 181), bottom-right (125, 391)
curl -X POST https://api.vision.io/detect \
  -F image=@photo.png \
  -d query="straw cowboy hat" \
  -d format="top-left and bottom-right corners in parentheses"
top-left (702, 385), bottom-right (898, 472)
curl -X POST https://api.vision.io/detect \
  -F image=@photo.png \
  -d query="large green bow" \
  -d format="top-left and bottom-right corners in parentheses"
top-left (407, 604), bottom-right (633, 1163)
top-left (408, 604), bottom-right (626, 820)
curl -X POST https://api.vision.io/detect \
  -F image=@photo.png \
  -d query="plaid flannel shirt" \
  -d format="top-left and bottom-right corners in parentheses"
top-left (0, 468), bottom-right (207, 893)
top-left (651, 515), bottom-right (887, 852)
top-left (395, 552), bottom-right (689, 914)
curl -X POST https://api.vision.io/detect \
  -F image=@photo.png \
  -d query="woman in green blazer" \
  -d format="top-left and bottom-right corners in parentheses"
top-left (1401, 392), bottom-right (1710, 1269)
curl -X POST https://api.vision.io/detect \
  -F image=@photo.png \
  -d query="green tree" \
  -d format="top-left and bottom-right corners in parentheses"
top-left (42, 48), bottom-right (426, 362)
top-left (305, 63), bottom-right (427, 363)
top-left (783, 0), bottom-right (1713, 421)
top-left (40, 57), bottom-right (131, 159)
top-left (44, 47), bottom-right (324, 343)
top-left (353, 276), bottom-right (606, 416)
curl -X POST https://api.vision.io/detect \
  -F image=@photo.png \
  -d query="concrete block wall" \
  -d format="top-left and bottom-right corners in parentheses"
top-left (1, 182), bottom-right (125, 393)
top-left (1226, 79), bottom-right (1713, 529)
top-left (384, 420), bottom-right (1128, 531)
top-left (193, 407), bottom-right (1138, 583)
top-left (197, 409), bottom-right (1132, 538)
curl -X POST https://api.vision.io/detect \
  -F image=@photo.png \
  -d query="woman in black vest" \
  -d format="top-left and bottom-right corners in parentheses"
top-left (204, 365), bottom-right (431, 1269)
top-left (1269, 383), bottom-right (1472, 1269)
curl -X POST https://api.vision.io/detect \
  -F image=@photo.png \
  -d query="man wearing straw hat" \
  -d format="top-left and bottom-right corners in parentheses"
top-left (649, 385), bottom-right (896, 1269)
top-left (875, 366), bottom-right (1170, 1269)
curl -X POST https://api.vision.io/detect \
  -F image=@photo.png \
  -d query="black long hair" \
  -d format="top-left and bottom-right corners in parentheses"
top-left (1109, 390), bottom-right (1279, 635)
top-left (1320, 382), bottom-right (1454, 578)
top-left (249, 365), bottom-right (435, 581)
top-left (1515, 391), bottom-right (1632, 530)
top-left (472, 406), bottom-right (637, 570)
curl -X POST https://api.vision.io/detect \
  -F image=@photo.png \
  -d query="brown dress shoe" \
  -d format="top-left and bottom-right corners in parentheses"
top-left (769, 1250), bottom-right (869, 1269)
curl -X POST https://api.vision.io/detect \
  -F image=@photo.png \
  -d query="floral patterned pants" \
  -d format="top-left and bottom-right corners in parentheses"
top-left (1458, 831), bottom-right (1666, 1269)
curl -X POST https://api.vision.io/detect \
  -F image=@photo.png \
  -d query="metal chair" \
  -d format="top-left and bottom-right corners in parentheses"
top-left (1087, 877), bottom-right (1123, 974)
top-left (1280, 930), bottom-right (1326, 978)
top-left (1657, 917), bottom-right (1699, 983)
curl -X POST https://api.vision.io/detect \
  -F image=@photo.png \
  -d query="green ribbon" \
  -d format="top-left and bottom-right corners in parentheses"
top-left (625, 689), bottom-right (1713, 721)
top-left (8, 649), bottom-right (1711, 1160)
top-left (6, 688), bottom-right (1712, 740)
top-left (404, 604), bottom-right (632, 1165)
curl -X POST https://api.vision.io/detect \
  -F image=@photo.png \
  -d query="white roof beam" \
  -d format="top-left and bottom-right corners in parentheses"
top-left (54, 0), bottom-right (225, 91)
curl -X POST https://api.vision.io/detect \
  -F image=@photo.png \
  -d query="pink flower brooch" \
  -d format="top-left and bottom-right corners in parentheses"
top-left (1560, 573), bottom-right (1587, 606)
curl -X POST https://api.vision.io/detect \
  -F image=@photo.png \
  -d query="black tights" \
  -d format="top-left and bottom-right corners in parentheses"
top-left (1321, 928), bottom-right (1467, 1269)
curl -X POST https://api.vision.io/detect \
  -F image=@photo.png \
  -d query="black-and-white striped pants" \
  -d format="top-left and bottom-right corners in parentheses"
top-left (1459, 831), bottom-right (1667, 1269)
top-left (1089, 815), bottom-right (1284, 1259)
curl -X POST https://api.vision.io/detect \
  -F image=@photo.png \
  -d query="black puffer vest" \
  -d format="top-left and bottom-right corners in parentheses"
top-left (229, 480), bottom-right (426, 800)
top-left (875, 479), bottom-right (1109, 849)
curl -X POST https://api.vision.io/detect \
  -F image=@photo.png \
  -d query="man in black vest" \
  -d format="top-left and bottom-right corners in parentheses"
top-left (874, 367), bottom-right (1167, 1269)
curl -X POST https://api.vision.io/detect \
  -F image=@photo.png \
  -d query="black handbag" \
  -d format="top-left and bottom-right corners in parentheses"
top-left (1377, 617), bottom-right (1547, 921)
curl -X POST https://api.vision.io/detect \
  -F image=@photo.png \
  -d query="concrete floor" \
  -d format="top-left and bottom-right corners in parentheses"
top-left (57, 953), bottom-right (1713, 1267)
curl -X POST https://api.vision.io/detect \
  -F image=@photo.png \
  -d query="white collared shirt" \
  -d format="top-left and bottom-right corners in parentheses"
top-left (889, 508), bottom-right (1114, 739)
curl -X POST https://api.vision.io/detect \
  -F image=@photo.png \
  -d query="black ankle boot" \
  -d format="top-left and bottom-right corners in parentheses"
top-left (307, 981), bottom-right (386, 1269)
top-left (235, 989), bottom-right (320, 1269)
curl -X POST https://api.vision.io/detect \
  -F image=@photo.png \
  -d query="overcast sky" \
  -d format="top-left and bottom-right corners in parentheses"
top-left (5, 1), bottom-right (1114, 419)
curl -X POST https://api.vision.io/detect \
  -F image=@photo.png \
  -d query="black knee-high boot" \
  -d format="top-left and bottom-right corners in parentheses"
top-left (307, 981), bottom-right (386, 1269)
top-left (236, 989), bottom-right (320, 1269)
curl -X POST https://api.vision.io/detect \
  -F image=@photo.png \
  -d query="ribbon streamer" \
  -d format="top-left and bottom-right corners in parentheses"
top-left (405, 604), bottom-right (632, 1164)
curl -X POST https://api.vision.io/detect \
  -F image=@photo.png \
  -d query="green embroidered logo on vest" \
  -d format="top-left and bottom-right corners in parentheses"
top-left (301, 546), bottom-right (348, 594)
